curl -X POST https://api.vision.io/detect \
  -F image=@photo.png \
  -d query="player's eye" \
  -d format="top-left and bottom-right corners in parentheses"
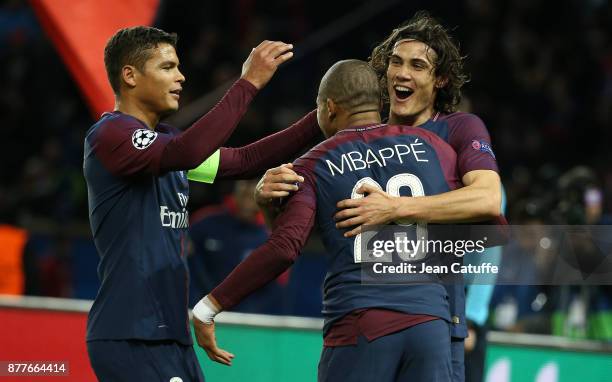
top-left (412, 61), bottom-right (427, 70)
top-left (389, 57), bottom-right (401, 66)
top-left (161, 63), bottom-right (176, 71)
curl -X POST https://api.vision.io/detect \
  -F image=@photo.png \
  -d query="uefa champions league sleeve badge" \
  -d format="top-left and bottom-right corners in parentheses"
top-left (132, 129), bottom-right (158, 150)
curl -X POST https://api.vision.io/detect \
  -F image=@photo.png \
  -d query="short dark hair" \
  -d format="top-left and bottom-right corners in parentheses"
top-left (104, 26), bottom-right (178, 94)
top-left (318, 59), bottom-right (381, 112)
top-left (369, 11), bottom-right (468, 114)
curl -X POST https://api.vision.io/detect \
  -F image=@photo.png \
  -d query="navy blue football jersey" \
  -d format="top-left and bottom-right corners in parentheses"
top-left (292, 123), bottom-right (462, 335)
top-left (84, 112), bottom-right (192, 345)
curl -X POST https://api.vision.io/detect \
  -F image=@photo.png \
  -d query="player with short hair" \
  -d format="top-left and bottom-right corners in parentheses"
top-left (84, 26), bottom-right (321, 381)
top-left (193, 59), bottom-right (461, 381)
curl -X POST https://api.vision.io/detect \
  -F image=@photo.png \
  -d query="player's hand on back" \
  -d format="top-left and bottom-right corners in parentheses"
top-left (241, 40), bottom-right (294, 89)
top-left (254, 163), bottom-right (304, 206)
top-left (335, 183), bottom-right (400, 237)
top-left (193, 318), bottom-right (235, 366)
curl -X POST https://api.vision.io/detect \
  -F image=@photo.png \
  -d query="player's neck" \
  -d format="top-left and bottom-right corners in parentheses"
top-left (115, 98), bottom-right (160, 130)
top-left (389, 107), bottom-right (435, 127)
top-left (342, 111), bottom-right (382, 130)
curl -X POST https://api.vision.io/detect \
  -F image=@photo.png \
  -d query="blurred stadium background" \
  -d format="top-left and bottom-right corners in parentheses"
top-left (0, 0), bottom-right (611, 381)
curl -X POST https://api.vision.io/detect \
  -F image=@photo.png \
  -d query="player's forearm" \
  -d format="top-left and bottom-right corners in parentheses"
top-left (210, 243), bottom-right (295, 310)
top-left (211, 199), bottom-right (314, 309)
top-left (217, 110), bottom-right (320, 179)
top-left (160, 79), bottom-right (258, 171)
top-left (396, 183), bottom-right (501, 223)
top-left (193, 252), bottom-right (290, 323)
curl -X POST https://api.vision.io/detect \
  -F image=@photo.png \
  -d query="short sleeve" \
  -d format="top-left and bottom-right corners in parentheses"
top-left (290, 160), bottom-right (318, 210)
top-left (446, 113), bottom-right (498, 177)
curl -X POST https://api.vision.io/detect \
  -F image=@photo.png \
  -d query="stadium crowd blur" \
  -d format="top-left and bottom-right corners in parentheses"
top-left (1, 0), bottom-right (611, 341)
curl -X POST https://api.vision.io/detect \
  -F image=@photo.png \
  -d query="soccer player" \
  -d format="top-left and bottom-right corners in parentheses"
top-left (83, 26), bottom-right (321, 381)
top-left (332, 13), bottom-right (502, 382)
top-left (257, 13), bottom-right (503, 382)
top-left (193, 59), bottom-right (461, 381)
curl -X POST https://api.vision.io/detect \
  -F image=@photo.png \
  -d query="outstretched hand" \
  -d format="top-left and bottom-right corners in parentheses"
top-left (241, 40), bottom-right (294, 89)
top-left (193, 318), bottom-right (235, 366)
top-left (334, 183), bottom-right (400, 237)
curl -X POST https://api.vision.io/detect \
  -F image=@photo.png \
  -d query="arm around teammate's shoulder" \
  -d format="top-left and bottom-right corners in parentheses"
top-left (334, 170), bottom-right (502, 237)
top-left (393, 169), bottom-right (502, 223)
top-left (93, 80), bottom-right (258, 178)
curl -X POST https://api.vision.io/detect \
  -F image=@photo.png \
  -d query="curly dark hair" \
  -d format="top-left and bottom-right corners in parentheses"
top-left (369, 11), bottom-right (468, 114)
top-left (104, 26), bottom-right (178, 94)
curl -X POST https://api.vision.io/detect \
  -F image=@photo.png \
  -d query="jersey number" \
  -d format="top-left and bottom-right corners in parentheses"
top-left (352, 174), bottom-right (428, 263)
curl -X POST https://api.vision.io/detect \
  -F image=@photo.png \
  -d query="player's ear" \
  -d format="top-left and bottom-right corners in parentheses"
top-left (326, 98), bottom-right (337, 121)
top-left (121, 65), bottom-right (138, 88)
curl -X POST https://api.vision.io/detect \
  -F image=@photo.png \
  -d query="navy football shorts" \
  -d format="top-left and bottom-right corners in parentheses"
top-left (318, 318), bottom-right (452, 382)
top-left (87, 339), bottom-right (205, 382)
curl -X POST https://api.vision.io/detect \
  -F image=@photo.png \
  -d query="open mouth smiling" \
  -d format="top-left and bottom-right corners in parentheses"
top-left (394, 85), bottom-right (413, 101)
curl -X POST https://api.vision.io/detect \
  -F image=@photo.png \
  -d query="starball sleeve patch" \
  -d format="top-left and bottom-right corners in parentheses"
top-left (131, 129), bottom-right (158, 150)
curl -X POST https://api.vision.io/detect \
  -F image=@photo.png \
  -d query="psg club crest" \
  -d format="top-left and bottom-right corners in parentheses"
top-left (132, 129), bottom-right (158, 150)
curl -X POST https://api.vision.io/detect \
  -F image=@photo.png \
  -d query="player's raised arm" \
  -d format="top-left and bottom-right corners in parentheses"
top-left (94, 40), bottom-right (294, 177)
top-left (187, 110), bottom-right (321, 184)
top-left (157, 40), bottom-right (294, 172)
top-left (240, 40), bottom-right (294, 90)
